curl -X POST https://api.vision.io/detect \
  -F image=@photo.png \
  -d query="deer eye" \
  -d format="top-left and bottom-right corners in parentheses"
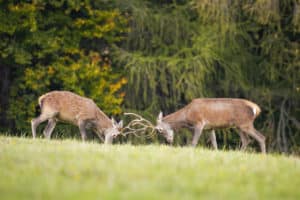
top-left (156, 127), bottom-right (163, 132)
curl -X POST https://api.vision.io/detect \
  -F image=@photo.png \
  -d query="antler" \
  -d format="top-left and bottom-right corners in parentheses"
top-left (122, 112), bottom-right (156, 138)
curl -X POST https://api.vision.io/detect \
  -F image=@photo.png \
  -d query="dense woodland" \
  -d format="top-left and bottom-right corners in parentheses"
top-left (0, 0), bottom-right (299, 153)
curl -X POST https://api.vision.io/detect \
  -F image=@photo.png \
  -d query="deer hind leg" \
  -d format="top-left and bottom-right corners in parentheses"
top-left (237, 131), bottom-right (250, 151)
top-left (31, 112), bottom-right (56, 139)
top-left (240, 125), bottom-right (266, 153)
top-left (209, 130), bottom-right (218, 150)
top-left (192, 122), bottom-right (205, 147)
top-left (43, 119), bottom-right (57, 139)
top-left (254, 129), bottom-right (266, 153)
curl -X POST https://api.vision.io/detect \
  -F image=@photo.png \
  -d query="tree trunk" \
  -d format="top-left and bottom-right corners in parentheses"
top-left (0, 65), bottom-right (11, 129)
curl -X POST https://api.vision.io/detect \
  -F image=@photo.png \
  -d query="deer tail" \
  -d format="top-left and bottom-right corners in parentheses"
top-left (245, 100), bottom-right (261, 117)
top-left (38, 94), bottom-right (46, 109)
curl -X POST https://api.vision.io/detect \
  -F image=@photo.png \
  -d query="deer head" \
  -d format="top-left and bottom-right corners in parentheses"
top-left (106, 117), bottom-right (123, 138)
top-left (155, 111), bottom-right (174, 143)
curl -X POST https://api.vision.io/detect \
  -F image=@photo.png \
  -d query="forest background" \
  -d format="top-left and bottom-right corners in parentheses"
top-left (0, 0), bottom-right (299, 154)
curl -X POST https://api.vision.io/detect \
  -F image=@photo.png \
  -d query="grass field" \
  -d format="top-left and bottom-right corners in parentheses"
top-left (0, 136), bottom-right (299, 200)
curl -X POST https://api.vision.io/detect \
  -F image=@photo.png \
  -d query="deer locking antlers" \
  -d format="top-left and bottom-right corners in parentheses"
top-left (121, 112), bottom-right (157, 138)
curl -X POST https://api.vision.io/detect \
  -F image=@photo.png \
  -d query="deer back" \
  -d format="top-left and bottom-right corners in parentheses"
top-left (39, 91), bottom-right (112, 127)
top-left (186, 98), bottom-right (260, 128)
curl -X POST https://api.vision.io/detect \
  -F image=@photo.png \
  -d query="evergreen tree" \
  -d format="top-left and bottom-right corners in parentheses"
top-left (113, 0), bottom-right (300, 152)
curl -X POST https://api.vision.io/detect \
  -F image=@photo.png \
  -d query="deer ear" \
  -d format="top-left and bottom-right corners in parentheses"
top-left (111, 117), bottom-right (116, 126)
top-left (118, 120), bottom-right (123, 128)
top-left (157, 111), bottom-right (163, 121)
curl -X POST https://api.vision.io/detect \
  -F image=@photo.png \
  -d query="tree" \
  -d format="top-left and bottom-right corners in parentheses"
top-left (113, 0), bottom-right (300, 152)
top-left (0, 0), bottom-right (128, 134)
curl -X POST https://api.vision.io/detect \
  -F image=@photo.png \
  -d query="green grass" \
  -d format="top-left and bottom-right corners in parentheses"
top-left (0, 136), bottom-right (299, 200)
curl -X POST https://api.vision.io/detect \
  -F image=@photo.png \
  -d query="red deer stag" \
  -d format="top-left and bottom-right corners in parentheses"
top-left (155, 98), bottom-right (266, 153)
top-left (31, 91), bottom-right (123, 144)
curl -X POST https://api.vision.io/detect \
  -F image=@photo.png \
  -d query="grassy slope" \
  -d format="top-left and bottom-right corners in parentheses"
top-left (0, 136), bottom-right (299, 200)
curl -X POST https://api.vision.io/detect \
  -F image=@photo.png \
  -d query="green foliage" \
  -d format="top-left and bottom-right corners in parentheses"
top-left (113, 2), bottom-right (213, 112)
top-left (112, 0), bottom-right (300, 152)
top-left (8, 51), bottom-right (127, 131)
top-left (0, 0), bottom-right (128, 133)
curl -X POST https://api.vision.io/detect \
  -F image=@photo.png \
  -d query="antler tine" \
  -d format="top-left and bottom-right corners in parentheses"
top-left (144, 128), bottom-right (157, 139)
top-left (122, 112), bottom-right (157, 137)
top-left (124, 113), bottom-right (155, 129)
top-left (124, 113), bottom-right (154, 126)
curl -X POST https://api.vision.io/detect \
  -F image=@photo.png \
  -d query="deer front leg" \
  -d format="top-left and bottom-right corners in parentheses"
top-left (192, 122), bottom-right (204, 147)
top-left (209, 130), bottom-right (218, 150)
top-left (104, 132), bottom-right (113, 145)
top-left (78, 121), bottom-right (87, 141)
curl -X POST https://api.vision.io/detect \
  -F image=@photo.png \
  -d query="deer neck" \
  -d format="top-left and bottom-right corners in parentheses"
top-left (95, 109), bottom-right (113, 129)
top-left (163, 108), bottom-right (188, 129)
